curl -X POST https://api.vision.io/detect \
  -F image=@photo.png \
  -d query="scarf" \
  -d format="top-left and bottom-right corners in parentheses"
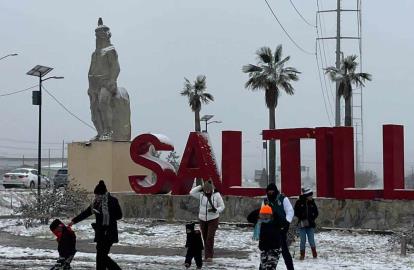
top-left (252, 218), bottom-right (271, 240)
top-left (93, 192), bottom-right (110, 226)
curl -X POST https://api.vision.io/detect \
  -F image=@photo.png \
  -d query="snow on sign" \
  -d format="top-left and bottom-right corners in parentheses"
top-left (129, 125), bottom-right (414, 199)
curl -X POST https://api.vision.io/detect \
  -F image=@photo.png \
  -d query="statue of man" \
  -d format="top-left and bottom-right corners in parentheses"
top-left (88, 18), bottom-right (120, 140)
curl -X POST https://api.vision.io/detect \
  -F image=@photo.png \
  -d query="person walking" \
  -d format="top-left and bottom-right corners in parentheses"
top-left (253, 204), bottom-right (282, 270)
top-left (263, 183), bottom-right (294, 270)
top-left (69, 180), bottom-right (123, 270)
top-left (190, 179), bottom-right (225, 262)
top-left (294, 187), bottom-right (319, 260)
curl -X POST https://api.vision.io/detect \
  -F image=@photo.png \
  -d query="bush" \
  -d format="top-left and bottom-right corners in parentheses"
top-left (15, 181), bottom-right (90, 226)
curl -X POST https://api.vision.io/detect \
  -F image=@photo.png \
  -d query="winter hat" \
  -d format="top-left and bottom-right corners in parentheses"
top-left (94, 180), bottom-right (107, 195)
top-left (259, 205), bottom-right (273, 215)
top-left (186, 222), bottom-right (195, 232)
top-left (302, 187), bottom-right (313, 197)
top-left (266, 183), bottom-right (279, 194)
top-left (49, 218), bottom-right (63, 231)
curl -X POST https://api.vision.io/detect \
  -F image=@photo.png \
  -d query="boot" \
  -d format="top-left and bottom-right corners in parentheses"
top-left (300, 250), bottom-right (305, 260)
top-left (311, 247), bottom-right (317, 258)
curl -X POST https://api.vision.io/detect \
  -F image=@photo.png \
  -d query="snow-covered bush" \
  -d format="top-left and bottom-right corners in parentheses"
top-left (15, 181), bottom-right (90, 226)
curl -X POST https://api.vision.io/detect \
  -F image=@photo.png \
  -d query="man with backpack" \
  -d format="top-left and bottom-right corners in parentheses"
top-left (263, 183), bottom-right (295, 270)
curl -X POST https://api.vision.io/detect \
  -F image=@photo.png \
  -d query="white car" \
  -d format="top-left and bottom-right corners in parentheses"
top-left (2, 168), bottom-right (50, 189)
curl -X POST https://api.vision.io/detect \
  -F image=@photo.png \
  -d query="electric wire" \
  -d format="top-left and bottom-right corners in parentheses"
top-left (263, 0), bottom-right (314, 55)
top-left (0, 138), bottom-right (63, 145)
top-left (288, 0), bottom-right (316, 27)
top-left (316, 0), bottom-right (336, 104)
top-left (41, 86), bottom-right (95, 130)
top-left (315, 41), bottom-right (333, 125)
top-left (0, 85), bottom-right (38, 97)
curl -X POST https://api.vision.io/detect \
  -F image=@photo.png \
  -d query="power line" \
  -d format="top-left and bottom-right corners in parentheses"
top-left (0, 145), bottom-right (64, 151)
top-left (42, 86), bottom-right (95, 130)
top-left (0, 138), bottom-right (63, 145)
top-left (315, 42), bottom-right (333, 125)
top-left (263, 0), bottom-right (314, 55)
top-left (0, 85), bottom-right (38, 97)
top-left (288, 0), bottom-right (316, 27)
top-left (316, 0), bottom-right (335, 104)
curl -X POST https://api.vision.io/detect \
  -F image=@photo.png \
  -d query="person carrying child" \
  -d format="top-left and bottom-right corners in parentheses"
top-left (252, 204), bottom-right (282, 270)
top-left (49, 219), bottom-right (77, 270)
top-left (184, 222), bottom-right (204, 269)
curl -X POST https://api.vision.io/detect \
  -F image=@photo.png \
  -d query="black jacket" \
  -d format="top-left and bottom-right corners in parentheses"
top-left (72, 193), bottom-right (122, 243)
top-left (294, 196), bottom-right (318, 228)
top-left (185, 231), bottom-right (204, 251)
top-left (259, 222), bottom-right (281, 251)
top-left (58, 226), bottom-right (76, 258)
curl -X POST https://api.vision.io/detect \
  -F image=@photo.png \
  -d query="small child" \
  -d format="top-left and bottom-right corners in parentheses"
top-left (184, 222), bottom-right (203, 269)
top-left (253, 205), bottom-right (281, 270)
top-left (49, 219), bottom-right (77, 270)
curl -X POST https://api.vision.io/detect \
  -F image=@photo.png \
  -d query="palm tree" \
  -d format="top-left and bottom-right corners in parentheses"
top-left (242, 45), bottom-right (300, 184)
top-left (180, 75), bottom-right (214, 132)
top-left (325, 55), bottom-right (371, 126)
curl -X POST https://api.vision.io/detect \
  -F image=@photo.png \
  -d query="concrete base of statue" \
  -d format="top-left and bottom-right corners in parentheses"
top-left (68, 141), bottom-right (150, 192)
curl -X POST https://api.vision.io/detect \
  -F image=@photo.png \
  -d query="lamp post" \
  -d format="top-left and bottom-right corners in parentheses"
top-left (201, 115), bottom-right (222, 132)
top-left (0, 53), bottom-right (18, 61)
top-left (26, 65), bottom-right (63, 204)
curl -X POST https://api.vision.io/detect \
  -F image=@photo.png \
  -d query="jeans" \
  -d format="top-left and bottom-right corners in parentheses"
top-left (199, 218), bottom-right (219, 259)
top-left (299, 227), bottom-right (316, 250)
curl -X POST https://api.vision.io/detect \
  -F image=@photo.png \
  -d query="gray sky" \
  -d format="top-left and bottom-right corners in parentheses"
top-left (1, 0), bottom-right (414, 179)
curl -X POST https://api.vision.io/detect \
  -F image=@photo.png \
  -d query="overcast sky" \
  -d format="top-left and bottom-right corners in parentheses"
top-left (1, 0), bottom-right (413, 179)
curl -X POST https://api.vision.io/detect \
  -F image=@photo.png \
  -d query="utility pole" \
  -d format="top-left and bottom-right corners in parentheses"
top-left (61, 140), bottom-right (65, 168)
top-left (335, 0), bottom-right (341, 126)
top-left (48, 149), bottom-right (51, 178)
top-left (317, 0), bottom-right (360, 127)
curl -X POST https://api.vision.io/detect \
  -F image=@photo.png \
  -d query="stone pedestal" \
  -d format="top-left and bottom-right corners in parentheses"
top-left (68, 141), bottom-right (150, 192)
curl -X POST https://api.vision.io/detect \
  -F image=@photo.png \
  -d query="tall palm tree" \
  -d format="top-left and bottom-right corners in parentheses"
top-left (242, 45), bottom-right (300, 184)
top-left (325, 55), bottom-right (371, 126)
top-left (180, 75), bottom-right (214, 132)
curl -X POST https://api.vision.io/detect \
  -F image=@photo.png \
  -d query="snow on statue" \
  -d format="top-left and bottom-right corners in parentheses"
top-left (88, 17), bottom-right (131, 141)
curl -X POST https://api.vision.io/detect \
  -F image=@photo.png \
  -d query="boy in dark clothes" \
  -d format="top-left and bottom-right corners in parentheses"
top-left (49, 219), bottom-right (76, 270)
top-left (184, 222), bottom-right (203, 269)
top-left (253, 205), bottom-right (281, 270)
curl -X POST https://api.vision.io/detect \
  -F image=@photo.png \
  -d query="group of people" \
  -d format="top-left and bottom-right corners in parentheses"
top-left (186, 180), bottom-right (319, 270)
top-left (49, 180), bottom-right (123, 270)
top-left (251, 184), bottom-right (319, 269)
top-left (48, 179), bottom-right (318, 270)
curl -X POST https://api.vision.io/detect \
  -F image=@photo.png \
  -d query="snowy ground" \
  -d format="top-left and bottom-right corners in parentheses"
top-left (0, 217), bottom-right (413, 269)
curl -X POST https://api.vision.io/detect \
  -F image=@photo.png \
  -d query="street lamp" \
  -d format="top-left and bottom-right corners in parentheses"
top-left (26, 65), bottom-right (63, 203)
top-left (201, 114), bottom-right (222, 132)
top-left (0, 53), bottom-right (18, 61)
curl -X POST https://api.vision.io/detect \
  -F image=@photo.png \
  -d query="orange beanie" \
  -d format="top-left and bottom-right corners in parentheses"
top-left (259, 205), bottom-right (273, 215)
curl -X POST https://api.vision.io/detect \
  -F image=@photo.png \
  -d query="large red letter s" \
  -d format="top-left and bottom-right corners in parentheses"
top-left (129, 133), bottom-right (176, 194)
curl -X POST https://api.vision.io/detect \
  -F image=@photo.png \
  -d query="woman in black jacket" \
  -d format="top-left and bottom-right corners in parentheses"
top-left (294, 187), bottom-right (318, 260)
top-left (69, 180), bottom-right (123, 270)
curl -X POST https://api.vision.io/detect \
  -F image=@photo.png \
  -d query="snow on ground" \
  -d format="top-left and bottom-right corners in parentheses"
top-left (0, 189), bottom-right (31, 216)
top-left (0, 218), bottom-right (413, 269)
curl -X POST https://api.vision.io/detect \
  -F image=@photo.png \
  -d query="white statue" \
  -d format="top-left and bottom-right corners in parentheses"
top-left (88, 18), bottom-right (131, 141)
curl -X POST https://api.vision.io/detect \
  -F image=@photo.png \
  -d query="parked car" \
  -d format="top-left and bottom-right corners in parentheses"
top-left (53, 168), bottom-right (68, 188)
top-left (2, 168), bottom-right (50, 189)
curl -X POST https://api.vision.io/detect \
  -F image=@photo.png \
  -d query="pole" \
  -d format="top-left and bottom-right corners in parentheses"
top-left (265, 141), bottom-right (269, 185)
top-left (48, 149), bottom-right (51, 178)
top-left (335, 0), bottom-right (341, 126)
top-left (37, 76), bottom-right (42, 205)
top-left (62, 140), bottom-right (65, 168)
top-left (205, 121), bottom-right (208, 133)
